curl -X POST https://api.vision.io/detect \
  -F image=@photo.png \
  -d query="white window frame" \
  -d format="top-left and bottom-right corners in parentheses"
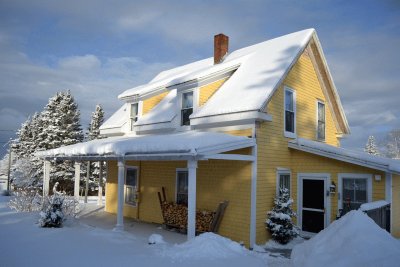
top-left (124, 166), bottom-right (139, 206)
top-left (276, 169), bottom-right (291, 196)
top-left (338, 173), bottom-right (372, 210)
top-left (284, 86), bottom-right (296, 138)
top-left (316, 100), bottom-right (326, 141)
top-left (175, 168), bottom-right (188, 205)
top-left (129, 102), bottom-right (142, 131)
top-left (178, 88), bottom-right (199, 129)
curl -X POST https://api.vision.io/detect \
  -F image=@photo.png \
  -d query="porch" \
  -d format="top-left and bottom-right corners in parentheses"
top-left (37, 131), bottom-right (258, 248)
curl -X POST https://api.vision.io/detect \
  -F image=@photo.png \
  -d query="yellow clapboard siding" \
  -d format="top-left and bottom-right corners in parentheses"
top-left (223, 128), bottom-right (253, 137)
top-left (255, 50), bottom-right (387, 244)
top-left (199, 78), bottom-right (229, 106)
top-left (142, 92), bottom-right (169, 115)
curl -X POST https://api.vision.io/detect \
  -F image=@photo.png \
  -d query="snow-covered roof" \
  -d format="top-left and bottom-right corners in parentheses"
top-left (289, 138), bottom-right (400, 174)
top-left (37, 132), bottom-right (255, 160)
top-left (119, 29), bottom-right (314, 116)
top-left (99, 103), bottom-right (128, 130)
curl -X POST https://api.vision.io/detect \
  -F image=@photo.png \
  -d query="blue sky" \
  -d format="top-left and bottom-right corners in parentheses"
top-left (0, 0), bottom-right (399, 157)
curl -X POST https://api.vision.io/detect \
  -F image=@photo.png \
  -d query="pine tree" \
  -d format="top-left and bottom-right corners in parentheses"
top-left (364, 135), bottom-right (380, 156)
top-left (87, 104), bottom-right (105, 194)
top-left (384, 129), bottom-right (400, 159)
top-left (266, 188), bottom-right (298, 244)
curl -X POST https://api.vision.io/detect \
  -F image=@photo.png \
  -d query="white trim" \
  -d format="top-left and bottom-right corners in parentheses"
top-left (284, 86), bottom-right (296, 138)
top-left (385, 172), bottom-right (392, 203)
top-left (175, 168), bottom-right (188, 203)
top-left (297, 173), bottom-right (331, 232)
top-left (337, 173), bottom-right (373, 210)
top-left (187, 159), bottom-right (198, 240)
top-left (115, 159), bottom-right (125, 231)
top-left (316, 100), bottom-right (326, 141)
top-left (276, 169), bottom-right (292, 196)
top-left (124, 166), bottom-right (139, 207)
top-left (204, 154), bottom-right (255, 161)
top-left (190, 111), bottom-right (272, 127)
top-left (249, 145), bottom-right (257, 249)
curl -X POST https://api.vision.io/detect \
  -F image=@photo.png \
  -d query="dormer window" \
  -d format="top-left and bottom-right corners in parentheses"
top-left (130, 103), bottom-right (138, 131)
top-left (284, 87), bottom-right (296, 138)
top-left (181, 91), bottom-right (193, 126)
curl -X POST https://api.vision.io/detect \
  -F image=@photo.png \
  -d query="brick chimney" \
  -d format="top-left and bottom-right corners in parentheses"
top-left (214, 33), bottom-right (229, 64)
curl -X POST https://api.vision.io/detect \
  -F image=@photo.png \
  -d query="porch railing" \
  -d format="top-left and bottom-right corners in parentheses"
top-left (360, 200), bottom-right (390, 233)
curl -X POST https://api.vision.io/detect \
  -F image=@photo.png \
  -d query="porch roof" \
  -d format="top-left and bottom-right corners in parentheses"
top-left (289, 138), bottom-right (400, 175)
top-left (36, 131), bottom-right (255, 161)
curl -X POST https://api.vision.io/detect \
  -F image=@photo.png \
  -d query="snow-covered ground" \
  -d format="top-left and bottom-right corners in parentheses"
top-left (0, 196), bottom-right (286, 267)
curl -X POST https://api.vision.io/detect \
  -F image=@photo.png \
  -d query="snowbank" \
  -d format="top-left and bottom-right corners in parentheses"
top-left (291, 210), bottom-right (400, 267)
top-left (166, 232), bottom-right (247, 261)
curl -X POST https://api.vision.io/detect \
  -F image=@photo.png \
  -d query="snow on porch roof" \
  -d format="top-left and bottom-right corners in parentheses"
top-left (36, 132), bottom-right (255, 160)
top-left (289, 138), bottom-right (400, 174)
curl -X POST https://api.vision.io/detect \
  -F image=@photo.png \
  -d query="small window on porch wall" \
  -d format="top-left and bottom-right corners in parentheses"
top-left (176, 171), bottom-right (188, 205)
top-left (125, 167), bottom-right (138, 206)
top-left (284, 87), bottom-right (296, 137)
top-left (130, 103), bottom-right (139, 131)
top-left (317, 101), bottom-right (326, 141)
top-left (181, 91), bottom-right (193, 126)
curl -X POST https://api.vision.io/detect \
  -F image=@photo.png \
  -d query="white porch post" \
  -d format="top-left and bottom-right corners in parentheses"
top-left (187, 159), bottom-right (198, 240)
top-left (43, 160), bottom-right (51, 197)
top-left (114, 159), bottom-right (125, 231)
top-left (74, 162), bottom-right (81, 200)
top-left (250, 145), bottom-right (257, 249)
top-left (385, 172), bottom-right (393, 233)
top-left (98, 161), bottom-right (103, 206)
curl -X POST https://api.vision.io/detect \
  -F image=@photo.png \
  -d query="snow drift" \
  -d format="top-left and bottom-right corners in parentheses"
top-left (291, 210), bottom-right (400, 267)
top-left (166, 232), bottom-right (247, 261)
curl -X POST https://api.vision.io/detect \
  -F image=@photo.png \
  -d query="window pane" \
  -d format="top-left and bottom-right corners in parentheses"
top-left (126, 168), bottom-right (137, 186)
top-left (285, 111), bottom-right (294, 132)
top-left (279, 174), bottom-right (290, 195)
top-left (125, 187), bottom-right (136, 204)
top-left (131, 103), bottom-right (138, 118)
top-left (285, 90), bottom-right (293, 111)
top-left (318, 122), bottom-right (325, 140)
top-left (177, 171), bottom-right (188, 205)
top-left (342, 178), bottom-right (368, 214)
top-left (318, 102), bottom-right (325, 122)
top-left (182, 92), bottom-right (193, 109)
top-left (181, 108), bottom-right (193, 126)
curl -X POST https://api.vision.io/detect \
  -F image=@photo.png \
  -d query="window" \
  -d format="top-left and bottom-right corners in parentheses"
top-left (284, 87), bottom-right (295, 136)
top-left (181, 91), bottom-right (193, 126)
top-left (339, 174), bottom-right (372, 215)
top-left (277, 171), bottom-right (291, 195)
top-left (317, 101), bottom-right (325, 141)
top-left (125, 167), bottom-right (138, 206)
top-left (130, 103), bottom-right (139, 131)
top-left (176, 170), bottom-right (188, 205)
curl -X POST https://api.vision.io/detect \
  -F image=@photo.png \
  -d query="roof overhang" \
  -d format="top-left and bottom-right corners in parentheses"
top-left (36, 132), bottom-right (256, 162)
top-left (288, 138), bottom-right (400, 175)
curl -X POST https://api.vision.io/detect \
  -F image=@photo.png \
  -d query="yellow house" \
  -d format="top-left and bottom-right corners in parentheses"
top-left (39, 29), bottom-right (400, 248)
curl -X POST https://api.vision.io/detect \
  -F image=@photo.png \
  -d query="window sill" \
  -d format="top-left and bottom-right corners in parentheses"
top-left (284, 131), bottom-right (297, 139)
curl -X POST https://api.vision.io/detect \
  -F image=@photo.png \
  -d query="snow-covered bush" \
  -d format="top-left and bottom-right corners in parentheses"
top-left (39, 184), bottom-right (80, 227)
top-left (9, 188), bottom-right (42, 212)
top-left (266, 188), bottom-right (298, 244)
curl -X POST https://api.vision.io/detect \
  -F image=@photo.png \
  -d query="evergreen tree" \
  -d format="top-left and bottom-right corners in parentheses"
top-left (364, 135), bottom-right (380, 156)
top-left (266, 188), bottom-right (298, 244)
top-left (87, 104), bottom-right (105, 194)
top-left (383, 129), bottom-right (400, 159)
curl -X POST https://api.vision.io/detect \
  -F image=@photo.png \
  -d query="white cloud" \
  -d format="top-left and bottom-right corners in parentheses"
top-left (58, 54), bottom-right (101, 71)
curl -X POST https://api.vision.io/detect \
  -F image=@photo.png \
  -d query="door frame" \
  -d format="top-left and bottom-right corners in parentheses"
top-left (297, 173), bottom-right (331, 234)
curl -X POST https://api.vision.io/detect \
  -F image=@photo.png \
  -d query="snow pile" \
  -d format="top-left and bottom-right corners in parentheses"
top-left (360, 200), bottom-right (389, 211)
top-left (166, 232), bottom-right (247, 261)
top-left (291, 210), bottom-right (400, 267)
top-left (148, 234), bottom-right (165, 245)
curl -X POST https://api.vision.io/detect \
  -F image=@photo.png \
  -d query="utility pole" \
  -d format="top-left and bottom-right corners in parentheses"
top-left (7, 140), bottom-right (12, 192)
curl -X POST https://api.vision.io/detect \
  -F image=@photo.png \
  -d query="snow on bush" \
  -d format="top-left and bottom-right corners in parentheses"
top-left (9, 188), bottom-right (42, 212)
top-left (291, 210), bottom-right (400, 267)
top-left (266, 188), bottom-right (298, 244)
top-left (166, 232), bottom-right (247, 261)
top-left (148, 234), bottom-right (165, 245)
top-left (39, 194), bottom-right (65, 227)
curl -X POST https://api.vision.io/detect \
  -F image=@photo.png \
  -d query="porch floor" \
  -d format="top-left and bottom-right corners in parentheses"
top-left (76, 201), bottom-right (187, 244)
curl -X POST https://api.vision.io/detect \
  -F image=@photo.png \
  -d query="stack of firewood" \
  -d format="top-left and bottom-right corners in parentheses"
top-left (160, 202), bottom-right (215, 232)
